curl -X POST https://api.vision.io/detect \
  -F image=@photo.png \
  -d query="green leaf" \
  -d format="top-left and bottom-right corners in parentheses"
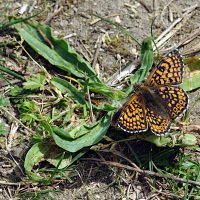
top-left (24, 142), bottom-right (51, 181)
top-left (13, 20), bottom-right (99, 81)
top-left (130, 37), bottom-right (153, 85)
top-left (24, 142), bottom-right (74, 181)
top-left (181, 72), bottom-right (200, 92)
top-left (0, 65), bottom-right (24, 80)
top-left (0, 122), bottom-right (9, 135)
top-left (52, 111), bottom-right (113, 152)
top-left (51, 77), bottom-right (86, 105)
top-left (184, 56), bottom-right (200, 71)
top-left (52, 123), bottom-right (98, 140)
top-left (0, 96), bottom-right (10, 107)
top-left (46, 152), bottom-right (72, 169)
top-left (21, 113), bottom-right (40, 124)
top-left (17, 100), bottom-right (40, 124)
top-left (180, 134), bottom-right (197, 146)
top-left (144, 135), bottom-right (172, 147)
top-left (23, 74), bottom-right (46, 90)
top-left (87, 81), bottom-right (126, 100)
top-left (10, 86), bottom-right (24, 96)
top-left (18, 100), bottom-right (37, 112)
top-left (40, 120), bottom-right (54, 135)
top-left (0, 13), bottom-right (40, 31)
top-left (13, 19), bottom-right (124, 100)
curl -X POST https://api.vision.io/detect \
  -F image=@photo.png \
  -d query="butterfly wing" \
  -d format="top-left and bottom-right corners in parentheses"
top-left (115, 49), bottom-right (188, 136)
top-left (116, 94), bottom-right (148, 133)
top-left (153, 86), bottom-right (188, 120)
top-left (145, 105), bottom-right (171, 136)
top-left (146, 49), bottom-right (184, 86)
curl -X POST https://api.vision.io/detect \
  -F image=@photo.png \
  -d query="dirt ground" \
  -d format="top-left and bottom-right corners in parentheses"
top-left (0, 0), bottom-right (200, 199)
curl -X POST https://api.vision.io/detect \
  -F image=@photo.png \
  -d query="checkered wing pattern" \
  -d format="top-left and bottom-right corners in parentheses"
top-left (115, 49), bottom-right (188, 136)
top-left (154, 86), bottom-right (188, 120)
top-left (117, 94), bottom-right (148, 133)
top-left (145, 105), bottom-right (171, 136)
top-left (146, 49), bottom-right (183, 86)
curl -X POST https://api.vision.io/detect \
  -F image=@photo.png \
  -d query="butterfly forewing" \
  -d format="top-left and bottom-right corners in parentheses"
top-left (117, 94), bottom-right (148, 133)
top-left (146, 49), bottom-right (184, 86)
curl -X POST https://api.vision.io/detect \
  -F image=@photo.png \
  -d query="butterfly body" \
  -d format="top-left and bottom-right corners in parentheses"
top-left (139, 85), bottom-right (170, 118)
top-left (115, 49), bottom-right (189, 136)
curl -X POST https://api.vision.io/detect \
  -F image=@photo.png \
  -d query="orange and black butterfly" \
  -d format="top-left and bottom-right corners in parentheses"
top-left (115, 49), bottom-right (189, 136)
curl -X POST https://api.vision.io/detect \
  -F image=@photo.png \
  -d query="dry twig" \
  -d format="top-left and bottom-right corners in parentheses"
top-left (107, 59), bottom-right (139, 87)
top-left (107, 4), bottom-right (198, 87)
top-left (45, 6), bottom-right (63, 24)
top-left (88, 158), bottom-right (200, 187)
top-left (92, 34), bottom-right (103, 69)
top-left (135, 0), bottom-right (152, 13)
top-left (160, 0), bottom-right (174, 25)
top-left (1, 107), bottom-right (34, 134)
top-left (178, 27), bottom-right (200, 49)
top-left (0, 181), bottom-right (26, 186)
top-left (155, 4), bottom-right (198, 50)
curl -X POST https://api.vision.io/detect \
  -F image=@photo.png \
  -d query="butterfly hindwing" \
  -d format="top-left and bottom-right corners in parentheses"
top-left (153, 86), bottom-right (188, 120)
top-left (145, 105), bottom-right (171, 136)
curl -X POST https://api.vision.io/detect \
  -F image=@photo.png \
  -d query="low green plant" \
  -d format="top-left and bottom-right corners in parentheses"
top-left (0, 17), bottom-right (199, 189)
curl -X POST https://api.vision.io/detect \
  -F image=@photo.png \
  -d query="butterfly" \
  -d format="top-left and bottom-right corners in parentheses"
top-left (115, 49), bottom-right (189, 136)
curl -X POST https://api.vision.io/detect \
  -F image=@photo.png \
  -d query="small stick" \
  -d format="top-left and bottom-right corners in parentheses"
top-left (87, 158), bottom-right (200, 187)
top-left (7, 148), bottom-right (25, 176)
top-left (107, 59), bottom-right (139, 87)
top-left (92, 34), bottom-right (103, 69)
top-left (178, 27), bottom-right (200, 48)
top-left (18, 42), bottom-right (52, 80)
top-left (78, 39), bottom-right (93, 62)
top-left (182, 43), bottom-right (200, 56)
top-left (0, 181), bottom-right (26, 186)
top-left (136, 0), bottom-right (152, 13)
top-left (37, 28), bottom-right (54, 49)
top-left (155, 17), bottom-right (183, 48)
top-left (45, 6), bottom-right (63, 24)
top-left (155, 4), bottom-right (198, 49)
top-left (28, 0), bottom-right (37, 14)
top-left (87, 87), bottom-right (95, 122)
top-left (169, 7), bottom-right (173, 22)
top-left (99, 149), bottom-right (141, 170)
top-left (160, 0), bottom-right (174, 24)
top-left (1, 107), bottom-right (35, 134)
top-left (148, 180), bottom-right (183, 198)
